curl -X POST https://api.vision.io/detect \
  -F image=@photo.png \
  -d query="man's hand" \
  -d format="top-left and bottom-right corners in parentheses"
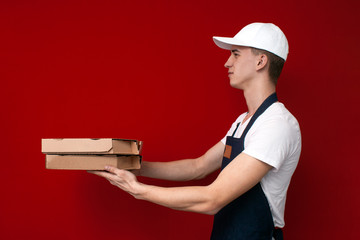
top-left (88, 166), bottom-right (144, 199)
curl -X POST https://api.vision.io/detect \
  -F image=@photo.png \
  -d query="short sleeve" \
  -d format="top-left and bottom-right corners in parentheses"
top-left (242, 116), bottom-right (299, 170)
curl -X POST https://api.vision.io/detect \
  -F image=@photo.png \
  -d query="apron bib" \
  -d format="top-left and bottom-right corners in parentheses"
top-left (210, 93), bottom-right (283, 240)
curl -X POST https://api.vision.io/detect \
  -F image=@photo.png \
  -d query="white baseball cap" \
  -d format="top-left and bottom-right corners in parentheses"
top-left (213, 23), bottom-right (289, 61)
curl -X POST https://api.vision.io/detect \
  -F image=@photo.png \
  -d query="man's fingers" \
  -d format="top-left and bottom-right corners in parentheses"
top-left (104, 165), bottom-right (125, 176)
top-left (88, 168), bottom-right (139, 197)
top-left (88, 167), bottom-right (136, 189)
top-left (88, 170), bottom-right (118, 181)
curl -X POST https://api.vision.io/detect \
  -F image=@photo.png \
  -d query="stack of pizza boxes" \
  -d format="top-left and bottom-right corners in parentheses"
top-left (42, 138), bottom-right (142, 170)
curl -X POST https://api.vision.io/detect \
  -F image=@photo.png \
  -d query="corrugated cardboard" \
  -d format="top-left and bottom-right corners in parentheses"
top-left (46, 155), bottom-right (141, 170)
top-left (42, 138), bottom-right (142, 155)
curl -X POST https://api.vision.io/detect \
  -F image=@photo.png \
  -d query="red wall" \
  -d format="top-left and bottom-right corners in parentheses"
top-left (1, 0), bottom-right (359, 239)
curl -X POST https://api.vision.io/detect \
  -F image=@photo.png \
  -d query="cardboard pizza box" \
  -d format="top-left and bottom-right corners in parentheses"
top-left (46, 154), bottom-right (141, 170)
top-left (42, 138), bottom-right (142, 155)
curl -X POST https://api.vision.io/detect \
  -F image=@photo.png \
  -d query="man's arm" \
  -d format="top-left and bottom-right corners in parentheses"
top-left (137, 141), bottom-right (225, 181)
top-left (89, 152), bottom-right (273, 215)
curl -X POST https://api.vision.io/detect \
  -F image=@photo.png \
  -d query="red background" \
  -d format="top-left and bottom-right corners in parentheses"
top-left (1, 0), bottom-right (359, 239)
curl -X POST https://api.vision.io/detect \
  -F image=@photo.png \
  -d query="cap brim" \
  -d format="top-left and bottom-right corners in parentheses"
top-left (213, 36), bottom-right (251, 50)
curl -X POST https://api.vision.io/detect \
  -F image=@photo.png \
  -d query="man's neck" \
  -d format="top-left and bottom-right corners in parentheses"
top-left (243, 83), bottom-right (276, 115)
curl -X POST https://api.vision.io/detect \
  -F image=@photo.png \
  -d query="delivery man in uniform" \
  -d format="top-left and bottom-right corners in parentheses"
top-left (90, 22), bottom-right (302, 240)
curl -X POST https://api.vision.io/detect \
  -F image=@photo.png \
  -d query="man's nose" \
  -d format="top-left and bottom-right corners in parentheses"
top-left (224, 55), bottom-right (232, 68)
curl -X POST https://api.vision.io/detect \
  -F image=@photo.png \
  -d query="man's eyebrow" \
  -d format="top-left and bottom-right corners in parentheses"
top-left (231, 49), bottom-right (240, 53)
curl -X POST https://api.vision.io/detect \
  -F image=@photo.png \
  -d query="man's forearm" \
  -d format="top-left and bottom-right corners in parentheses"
top-left (139, 158), bottom-right (203, 181)
top-left (139, 142), bottom-right (225, 181)
top-left (135, 183), bottom-right (219, 215)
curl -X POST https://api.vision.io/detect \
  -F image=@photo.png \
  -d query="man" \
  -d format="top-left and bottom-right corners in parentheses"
top-left (90, 23), bottom-right (301, 240)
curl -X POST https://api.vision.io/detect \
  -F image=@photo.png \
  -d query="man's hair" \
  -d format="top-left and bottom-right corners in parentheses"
top-left (251, 48), bottom-right (285, 85)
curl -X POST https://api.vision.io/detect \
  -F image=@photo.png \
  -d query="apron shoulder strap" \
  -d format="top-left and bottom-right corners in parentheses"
top-left (231, 122), bottom-right (241, 137)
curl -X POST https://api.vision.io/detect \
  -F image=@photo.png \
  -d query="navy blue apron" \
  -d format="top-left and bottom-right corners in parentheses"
top-left (210, 93), bottom-right (283, 240)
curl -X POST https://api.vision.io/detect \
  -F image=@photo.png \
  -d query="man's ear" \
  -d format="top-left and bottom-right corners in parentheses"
top-left (256, 54), bottom-right (268, 70)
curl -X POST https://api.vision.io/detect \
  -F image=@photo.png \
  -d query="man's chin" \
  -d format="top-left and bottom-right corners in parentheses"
top-left (229, 82), bottom-right (243, 90)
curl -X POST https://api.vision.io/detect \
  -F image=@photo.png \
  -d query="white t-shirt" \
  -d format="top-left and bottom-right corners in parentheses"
top-left (221, 102), bottom-right (301, 228)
